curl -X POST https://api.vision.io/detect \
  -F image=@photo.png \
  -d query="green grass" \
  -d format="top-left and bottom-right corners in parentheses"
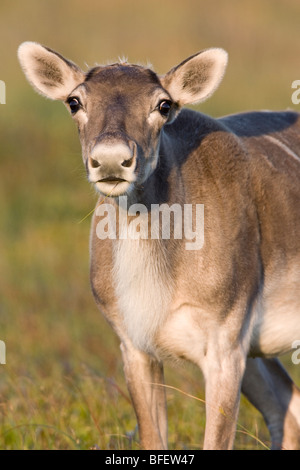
top-left (1, 0), bottom-right (300, 450)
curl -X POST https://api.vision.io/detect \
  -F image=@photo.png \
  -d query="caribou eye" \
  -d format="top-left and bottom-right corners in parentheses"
top-left (67, 97), bottom-right (81, 114)
top-left (158, 100), bottom-right (172, 117)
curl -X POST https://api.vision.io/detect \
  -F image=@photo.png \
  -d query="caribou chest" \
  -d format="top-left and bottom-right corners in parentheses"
top-left (112, 228), bottom-right (174, 354)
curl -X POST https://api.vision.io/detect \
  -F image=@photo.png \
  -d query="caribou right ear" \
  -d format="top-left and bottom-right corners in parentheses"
top-left (161, 48), bottom-right (228, 107)
top-left (18, 42), bottom-right (84, 101)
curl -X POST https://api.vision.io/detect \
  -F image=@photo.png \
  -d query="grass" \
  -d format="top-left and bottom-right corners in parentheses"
top-left (1, 0), bottom-right (300, 450)
top-left (0, 363), bottom-right (271, 450)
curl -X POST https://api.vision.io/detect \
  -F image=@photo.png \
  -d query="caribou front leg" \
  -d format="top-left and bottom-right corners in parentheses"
top-left (202, 343), bottom-right (246, 450)
top-left (120, 341), bottom-right (168, 450)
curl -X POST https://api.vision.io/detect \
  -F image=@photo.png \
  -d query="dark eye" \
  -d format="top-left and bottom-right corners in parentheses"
top-left (67, 97), bottom-right (81, 114)
top-left (158, 100), bottom-right (172, 117)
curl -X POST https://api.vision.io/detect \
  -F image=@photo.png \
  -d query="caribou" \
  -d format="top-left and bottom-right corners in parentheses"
top-left (18, 42), bottom-right (300, 449)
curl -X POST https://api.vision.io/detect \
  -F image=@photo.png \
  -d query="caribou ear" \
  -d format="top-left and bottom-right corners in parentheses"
top-left (18, 42), bottom-right (84, 100)
top-left (161, 48), bottom-right (228, 106)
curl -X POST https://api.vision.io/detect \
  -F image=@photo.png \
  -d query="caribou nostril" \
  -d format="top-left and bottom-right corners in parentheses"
top-left (90, 157), bottom-right (101, 168)
top-left (121, 156), bottom-right (134, 168)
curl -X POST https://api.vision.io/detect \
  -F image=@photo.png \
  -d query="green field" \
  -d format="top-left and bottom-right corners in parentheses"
top-left (1, 0), bottom-right (300, 450)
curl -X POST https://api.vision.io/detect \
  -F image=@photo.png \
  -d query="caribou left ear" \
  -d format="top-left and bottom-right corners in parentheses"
top-left (161, 48), bottom-right (228, 106)
top-left (18, 41), bottom-right (84, 101)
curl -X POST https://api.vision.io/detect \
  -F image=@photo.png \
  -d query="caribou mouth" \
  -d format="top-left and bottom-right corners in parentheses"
top-left (98, 177), bottom-right (127, 184)
top-left (94, 177), bottom-right (132, 197)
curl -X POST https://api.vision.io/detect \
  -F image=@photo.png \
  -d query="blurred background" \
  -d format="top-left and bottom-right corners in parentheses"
top-left (0, 0), bottom-right (300, 449)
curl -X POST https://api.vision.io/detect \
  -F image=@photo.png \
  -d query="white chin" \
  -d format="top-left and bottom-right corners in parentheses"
top-left (94, 180), bottom-right (132, 197)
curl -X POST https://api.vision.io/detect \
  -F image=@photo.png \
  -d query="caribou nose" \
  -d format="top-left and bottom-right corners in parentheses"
top-left (88, 141), bottom-right (136, 177)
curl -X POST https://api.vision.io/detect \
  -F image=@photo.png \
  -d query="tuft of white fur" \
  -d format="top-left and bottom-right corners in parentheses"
top-left (118, 55), bottom-right (129, 65)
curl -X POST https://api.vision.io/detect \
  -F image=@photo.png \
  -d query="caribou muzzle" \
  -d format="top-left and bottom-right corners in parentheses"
top-left (88, 139), bottom-right (137, 196)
